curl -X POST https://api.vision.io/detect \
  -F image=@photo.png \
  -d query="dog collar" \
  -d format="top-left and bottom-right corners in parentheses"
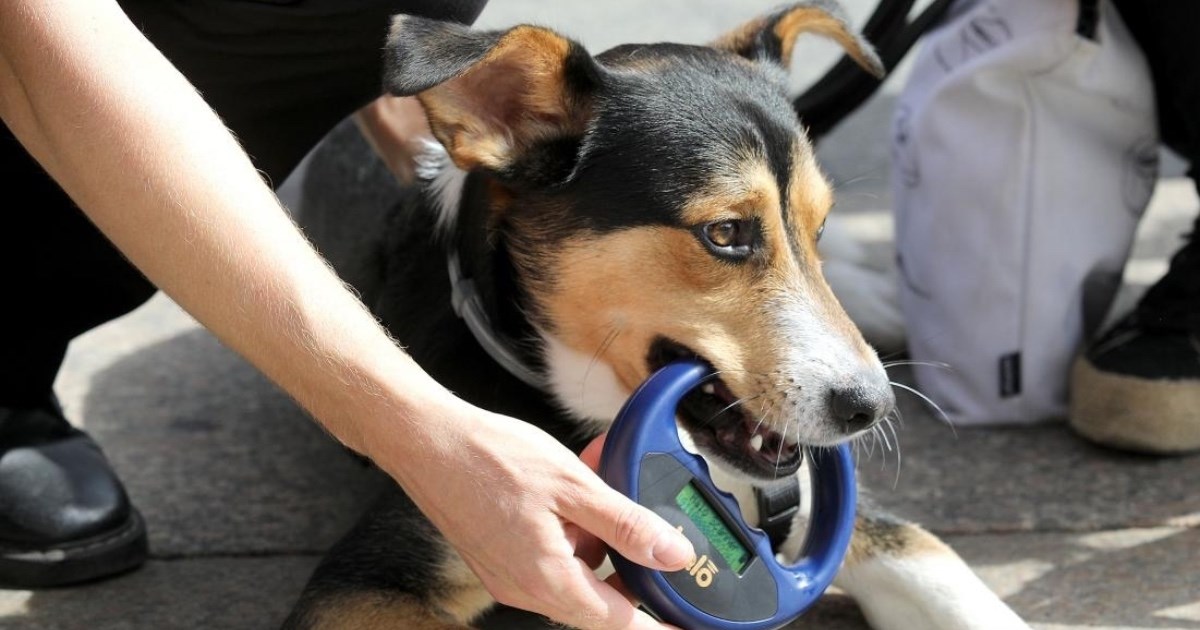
top-left (447, 251), bottom-right (544, 390)
top-left (754, 478), bottom-right (803, 551)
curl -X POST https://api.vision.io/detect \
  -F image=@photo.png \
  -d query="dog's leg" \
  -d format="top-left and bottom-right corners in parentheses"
top-left (781, 505), bottom-right (1031, 630)
top-left (283, 489), bottom-right (497, 630)
top-left (284, 547), bottom-right (494, 630)
top-left (291, 591), bottom-right (477, 630)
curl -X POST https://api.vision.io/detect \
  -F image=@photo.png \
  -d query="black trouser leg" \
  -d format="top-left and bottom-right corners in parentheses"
top-left (0, 0), bottom-right (488, 407)
top-left (1111, 1), bottom-right (1200, 185)
top-left (0, 126), bottom-right (158, 408)
top-left (1111, 0), bottom-right (1200, 331)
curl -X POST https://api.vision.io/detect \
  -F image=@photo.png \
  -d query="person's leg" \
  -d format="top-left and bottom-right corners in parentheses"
top-left (1070, 1), bottom-right (1200, 453)
top-left (119, 0), bottom-right (488, 187)
top-left (0, 123), bottom-right (157, 587)
top-left (1, 0), bottom-right (488, 587)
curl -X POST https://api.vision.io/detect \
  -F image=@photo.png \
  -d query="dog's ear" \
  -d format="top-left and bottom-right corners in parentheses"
top-left (383, 16), bottom-right (601, 177)
top-left (711, 1), bottom-right (884, 77)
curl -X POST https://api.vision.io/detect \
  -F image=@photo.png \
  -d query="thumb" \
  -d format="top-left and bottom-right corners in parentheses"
top-left (579, 432), bottom-right (607, 472)
top-left (567, 473), bottom-right (694, 572)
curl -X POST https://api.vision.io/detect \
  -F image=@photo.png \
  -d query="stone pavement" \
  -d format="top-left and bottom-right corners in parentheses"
top-left (2, 1), bottom-right (1198, 629)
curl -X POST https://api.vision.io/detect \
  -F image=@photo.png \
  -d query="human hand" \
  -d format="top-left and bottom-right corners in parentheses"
top-left (354, 95), bottom-right (434, 186)
top-left (375, 399), bottom-right (692, 629)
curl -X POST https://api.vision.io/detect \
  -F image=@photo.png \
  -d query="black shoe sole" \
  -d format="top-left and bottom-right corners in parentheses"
top-left (0, 508), bottom-right (148, 589)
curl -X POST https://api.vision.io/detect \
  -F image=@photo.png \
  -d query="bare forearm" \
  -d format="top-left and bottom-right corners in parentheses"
top-left (0, 0), bottom-right (451, 459)
top-left (0, 7), bottom-right (700, 625)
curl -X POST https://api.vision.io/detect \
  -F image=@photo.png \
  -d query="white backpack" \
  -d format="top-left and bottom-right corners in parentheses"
top-left (890, 0), bottom-right (1157, 425)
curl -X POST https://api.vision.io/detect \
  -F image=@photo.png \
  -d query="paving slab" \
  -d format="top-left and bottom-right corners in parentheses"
top-left (0, 557), bottom-right (318, 630)
top-left (3, 529), bottom-right (1192, 629)
top-left (951, 529), bottom-right (1200, 629)
top-left (853, 379), bottom-right (1200, 534)
top-left (53, 300), bottom-right (388, 558)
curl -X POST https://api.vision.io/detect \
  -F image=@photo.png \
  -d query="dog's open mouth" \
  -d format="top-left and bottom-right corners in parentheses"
top-left (648, 338), bottom-right (803, 478)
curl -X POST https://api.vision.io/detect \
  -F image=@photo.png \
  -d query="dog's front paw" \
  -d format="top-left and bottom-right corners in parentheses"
top-left (838, 553), bottom-right (1032, 630)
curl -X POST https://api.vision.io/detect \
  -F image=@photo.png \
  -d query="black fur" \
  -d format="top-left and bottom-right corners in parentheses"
top-left (286, 9), bottom-right (878, 627)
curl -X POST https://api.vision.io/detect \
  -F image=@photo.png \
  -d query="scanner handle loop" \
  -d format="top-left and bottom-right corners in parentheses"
top-left (600, 360), bottom-right (856, 628)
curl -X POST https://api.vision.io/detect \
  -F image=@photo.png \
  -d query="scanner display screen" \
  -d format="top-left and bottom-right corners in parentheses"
top-left (675, 482), bottom-right (751, 573)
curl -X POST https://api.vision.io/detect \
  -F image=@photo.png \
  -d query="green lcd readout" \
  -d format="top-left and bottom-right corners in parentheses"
top-left (675, 482), bottom-right (751, 574)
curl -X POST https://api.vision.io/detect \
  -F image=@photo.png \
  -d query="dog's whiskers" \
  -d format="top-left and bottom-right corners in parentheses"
top-left (881, 360), bottom-right (952, 371)
top-left (709, 368), bottom-right (772, 379)
top-left (832, 173), bottom-right (882, 192)
top-left (889, 380), bottom-right (957, 437)
top-left (876, 422), bottom-right (892, 452)
top-left (703, 393), bottom-right (766, 427)
top-left (884, 417), bottom-right (903, 488)
top-left (749, 401), bottom-right (771, 437)
top-left (581, 323), bottom-right (623, 407)
top-left (772, 400), bottom-right (789, 478)
top-left (875, 426), bottom-right (889, 470)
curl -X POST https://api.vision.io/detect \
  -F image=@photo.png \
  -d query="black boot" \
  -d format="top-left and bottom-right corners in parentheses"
top-left (0, 399), bottom-right (147, 587)
top-left (1070, 212), bottom-right (1200, 454)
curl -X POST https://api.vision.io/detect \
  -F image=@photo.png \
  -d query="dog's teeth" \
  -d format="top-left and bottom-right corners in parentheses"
top-left (701, 383), bottom-right (716, 395)
top-left (750, 434), bottom-right (764, 451)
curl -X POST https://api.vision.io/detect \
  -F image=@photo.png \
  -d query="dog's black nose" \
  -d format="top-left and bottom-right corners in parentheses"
top-left (829, 385), bottom-right (887, 433)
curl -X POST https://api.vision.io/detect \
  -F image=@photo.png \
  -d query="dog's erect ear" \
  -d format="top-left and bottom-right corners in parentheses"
top-left (711, 1), bottom-right (884, 77)
top-left (383, 16), bottom-right (601, 175)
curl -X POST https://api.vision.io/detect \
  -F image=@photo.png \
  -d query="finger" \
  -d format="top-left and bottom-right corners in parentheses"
top-left (566, 480), bottom-right (694, 573)
top-left (603, 571), bottom-right (635, 604)
top-left (599, 574), bottom-right (683, 630)
top-left (575, 530), bottom-right (608, 570)
top-left (549, 559), bottom-right (678, 630)
top-left (565, 521), bottom-right (608, 570)
top-left (579, 432), bottom-right (608, 471)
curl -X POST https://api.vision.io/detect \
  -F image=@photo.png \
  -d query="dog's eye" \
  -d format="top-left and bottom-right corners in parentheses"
top-left (697, 219), bottom-right (755, 260)
top-left (707, 221), bottom-right (741, 247)
top-left (817, 218), bottom-right (827, 242)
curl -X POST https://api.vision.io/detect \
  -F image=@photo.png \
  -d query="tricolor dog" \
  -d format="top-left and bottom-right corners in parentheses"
top-left (284, 3), bottom-right (1029, 628)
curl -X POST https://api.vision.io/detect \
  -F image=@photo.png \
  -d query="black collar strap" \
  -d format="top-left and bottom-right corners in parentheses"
top-left (754, 477), bottom-right (802, 551)
top-left (445, 174), bottom-right (546, 391)
top-left (447, 250), bottom-right (544, 389)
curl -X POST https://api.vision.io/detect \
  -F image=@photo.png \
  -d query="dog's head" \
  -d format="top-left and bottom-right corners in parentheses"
top-left (386, 2), bottom-right (894, 481)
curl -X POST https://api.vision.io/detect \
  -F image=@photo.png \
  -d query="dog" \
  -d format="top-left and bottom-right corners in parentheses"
top-left (283, 3), bottom-right (1028, 628)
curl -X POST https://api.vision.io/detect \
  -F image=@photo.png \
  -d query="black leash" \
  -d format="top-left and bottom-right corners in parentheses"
top-left (793, 0), bottom-right (954, 141)
top-left (796, 0), bottom-right (1102, 141)
top-left (754, 478), bottom-right (803, 551)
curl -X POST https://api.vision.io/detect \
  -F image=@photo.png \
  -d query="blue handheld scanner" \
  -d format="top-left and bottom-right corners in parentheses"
top-left (599, 360), bottom-right (857, 630)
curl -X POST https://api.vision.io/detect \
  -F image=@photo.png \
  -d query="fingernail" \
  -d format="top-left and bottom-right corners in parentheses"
top-left (651, 531), bottom-right (694, 568)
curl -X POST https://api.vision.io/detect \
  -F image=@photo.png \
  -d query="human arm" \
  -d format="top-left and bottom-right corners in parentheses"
top-left (0, 2), bottom-right (691, 627)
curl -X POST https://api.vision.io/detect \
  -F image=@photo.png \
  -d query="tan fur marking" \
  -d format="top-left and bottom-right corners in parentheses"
top-left (308, 592), bottom-right (470, 630)
top-left (523, 144), bottom-right (877, 438)
top-left (527, 227), bottom-right (754, 391)
top-left (845, 516), bottom-right (954, 568)
top-left (785, 144), bottom-right (871, 358)
top-left (709, 15), bottom-right (772, 58)
top-left (418, 26), bottom-right (587, 171)
top-left (678, 159), bottom-right (780, 226)
top-left (772, 8), bottom-right (879, 72)
top-left (710, 6), bottom-right (882, 77)
top-left (789, 147), bottom-right (833, 234)
top-left (437, 549), bottom-right (498, 624)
